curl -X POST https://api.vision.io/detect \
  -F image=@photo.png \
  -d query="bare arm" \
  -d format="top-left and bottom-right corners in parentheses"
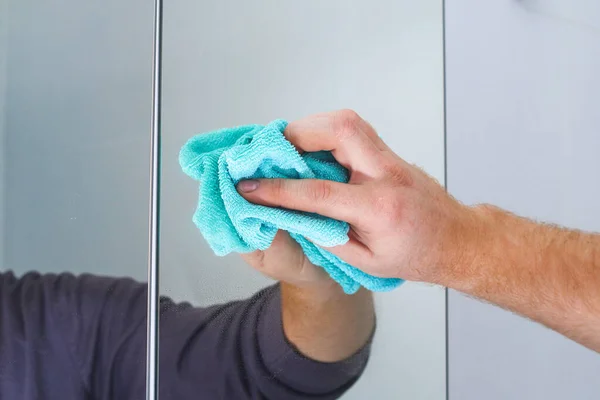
top-left (446, 205), bottom-right (600, 351)
top-left (281, 282), bottom-right (375, 362)
top-left (237, 228), bottom-right (376, 364)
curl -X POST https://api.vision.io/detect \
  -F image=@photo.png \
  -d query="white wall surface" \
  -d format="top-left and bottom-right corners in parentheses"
top-left (3, 0), bottom-right (153, 280)
top-left (446, 0), bottom-right (600, 399)
top-left (160, 1), bottom-right (446, 399)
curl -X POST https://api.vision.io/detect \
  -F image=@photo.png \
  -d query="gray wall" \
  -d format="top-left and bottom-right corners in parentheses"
top-left (160, 1), bottom-right (446, 399)
top-left (446, 0), bottom-right (600, 399)
top-left (3, 0), bottom-right (153, 280)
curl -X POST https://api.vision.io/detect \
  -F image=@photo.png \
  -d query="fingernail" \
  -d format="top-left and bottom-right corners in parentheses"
top-left (238, 180), bottom-right (259, 193)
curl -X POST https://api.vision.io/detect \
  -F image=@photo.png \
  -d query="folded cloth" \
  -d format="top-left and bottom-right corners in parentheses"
top-left (179, 119), bottom-right (403, 294)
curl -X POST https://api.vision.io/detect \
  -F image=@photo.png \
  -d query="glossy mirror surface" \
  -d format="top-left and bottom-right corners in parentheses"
top-left (159, 1), bottom-right (446, 399)
top-left (1, 1), bottom-right (152, 398)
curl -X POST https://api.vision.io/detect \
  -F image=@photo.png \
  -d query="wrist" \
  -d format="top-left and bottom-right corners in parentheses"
top-left (439, 203), bottom-right (502, 291)
top-left (281, 279), bottom-right (348, 304)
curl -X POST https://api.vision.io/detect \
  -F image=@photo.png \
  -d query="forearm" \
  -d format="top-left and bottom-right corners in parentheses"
top-left (281, 281), bottom-right (375, 362)
top-left (446, 205), bottom-right (600, 351)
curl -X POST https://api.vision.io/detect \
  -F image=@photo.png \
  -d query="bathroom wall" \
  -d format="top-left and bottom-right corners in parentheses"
top-left (446, 0), bottom-right (600, 399)
top-left (159, 1), bottom-right (446, 399)
top-left (3, 0), bottom-right (152, 279)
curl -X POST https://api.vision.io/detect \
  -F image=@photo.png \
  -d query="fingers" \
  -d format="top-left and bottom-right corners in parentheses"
top-left (322, 234), bottom-right (375, 272)
top-left (238, 176), bottom-right (377, 270)
top-left (358, 119), bottom-right (391, 152)
top-left (241, 227), bottom-right (376, 282)
top-left (241, 231), bottom-right (299, 269)
top-left (284, 110), bottom-right (385, 175)
top-left (241, 230), bottom-right (331, 284)
top-left (237, 178), bottom-right (366, 225)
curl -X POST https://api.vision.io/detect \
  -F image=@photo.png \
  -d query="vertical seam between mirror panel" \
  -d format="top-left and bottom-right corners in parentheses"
top-left (442, 0), bottom-right (449, 399)
top-left (0, 0), bottom-right (8, 270)
top-left (146, 0), bottom-right (163, 398)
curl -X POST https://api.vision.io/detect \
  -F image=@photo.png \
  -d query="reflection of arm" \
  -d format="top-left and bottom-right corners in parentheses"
top-left (12, 271), bottom-right (371, 399)
top-left (446, 206), bottom-right (600, 352)
top-left (280, 281), bottom-right (375, 363)
top-left (0, 272), bottom-right (149, 400)
top-left (159, 284), bottom-right (372, 399)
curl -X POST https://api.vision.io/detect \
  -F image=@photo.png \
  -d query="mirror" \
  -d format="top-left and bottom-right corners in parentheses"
top-left (160, 1), bottom-right (445, 399)
top-left (1, 0), bottom-right (152, 398)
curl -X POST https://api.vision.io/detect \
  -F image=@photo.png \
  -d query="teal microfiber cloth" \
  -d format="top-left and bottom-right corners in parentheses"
top-left (179, 119), bottom-right (403, 294)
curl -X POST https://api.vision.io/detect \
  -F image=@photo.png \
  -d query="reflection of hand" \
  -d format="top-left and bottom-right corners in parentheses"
top-left (240, 212), bottom-right (375, 364)
top-left (238, 109), bottom-right (478, 285)
top-left (240, 230), bottom-right (338, 292)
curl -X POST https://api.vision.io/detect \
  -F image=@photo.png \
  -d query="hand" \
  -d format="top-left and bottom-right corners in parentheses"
top-left (237, 110), bottom-right (480, 284)
top-left (240, 230), bottom-right (340, 293)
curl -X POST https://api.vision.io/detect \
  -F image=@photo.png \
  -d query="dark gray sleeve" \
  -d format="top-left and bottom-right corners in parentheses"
top-left (33, 273), bottom-right (371, 399)
top-left (41, 273), bottom-right (149, 400)
top-left (157, 284), bottom-right (372, 400)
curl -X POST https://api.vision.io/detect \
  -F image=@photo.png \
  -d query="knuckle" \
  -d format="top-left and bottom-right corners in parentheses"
top-left (333, 109), bottom-right (362, 140)
top-left (243, 251), bottom-right (266, 270)
top-left (267, 179), bottom-right (287, 202)
top-left (381, 160), bottom-right (414, 187)
top-left (306, 180), bottom-right (333, 204)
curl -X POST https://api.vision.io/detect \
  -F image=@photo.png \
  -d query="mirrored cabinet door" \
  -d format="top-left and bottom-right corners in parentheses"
top-left (159, 1), bottom-right (446, 399)
top-left (1, 1), bottom-right (153, 398)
